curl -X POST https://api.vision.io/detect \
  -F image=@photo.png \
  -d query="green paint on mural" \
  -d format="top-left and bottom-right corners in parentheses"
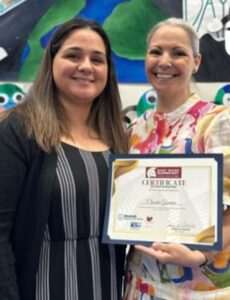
top-left (203, 267), bottom-right (230, 289)
top-left (103, 0), bottom-right (166, 59)
top-left (19, 0), bottom-right (86, 81)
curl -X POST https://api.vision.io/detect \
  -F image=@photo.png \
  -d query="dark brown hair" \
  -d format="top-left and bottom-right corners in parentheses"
top-left (1, 18), bottom-right (128, 153)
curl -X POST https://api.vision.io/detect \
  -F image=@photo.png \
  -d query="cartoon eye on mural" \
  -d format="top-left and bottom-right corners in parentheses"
top-left (214, 83), bottom-right (230, 105)
top-left (136, 88), bottom-right (158, 117)
top-left (0, 83), bottom-right (25, 112)
top-left (123, 88), bottom-right (158, 127)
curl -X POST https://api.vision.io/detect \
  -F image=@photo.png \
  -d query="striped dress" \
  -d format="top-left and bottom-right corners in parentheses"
top-left (35, 143), bottom-right (125, 300)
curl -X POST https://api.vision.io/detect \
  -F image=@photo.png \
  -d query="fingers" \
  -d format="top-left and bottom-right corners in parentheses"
top-left (135, 244), bottom-right (172, 264)
top-left (135, 244), bottom-right (156, 256)
top-left (135, 243), bottom-right (206, 267)
top-left (152, 242), bottom-right (168, 251)
top-left (135, 243), bottom-right (172, 256)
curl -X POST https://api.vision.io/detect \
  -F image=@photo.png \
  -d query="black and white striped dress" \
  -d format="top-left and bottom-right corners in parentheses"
top-left (35, 143), bottom-right (126, 300)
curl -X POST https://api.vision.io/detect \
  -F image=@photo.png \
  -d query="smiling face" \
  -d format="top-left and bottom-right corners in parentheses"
top-left (52, 28), bottom-right (108, 108)
top-left (145, 25), bottom-right (201, 106)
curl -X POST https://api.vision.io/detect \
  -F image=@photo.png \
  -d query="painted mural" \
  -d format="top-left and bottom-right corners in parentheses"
top-left (0, 0), bottom-right (229, 114)
top-left (0, 0), bottom-right (181, 83)
top-left (184, 0), bottom-right (230, 82)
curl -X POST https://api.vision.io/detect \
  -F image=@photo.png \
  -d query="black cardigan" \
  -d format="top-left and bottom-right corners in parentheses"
top-left (0, 114), bottom-right (57, 299)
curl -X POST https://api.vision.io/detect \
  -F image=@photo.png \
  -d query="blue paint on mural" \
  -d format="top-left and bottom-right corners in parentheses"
top-left (35, 0), bottom-right (147, 83)
top-left (76, 0), bottom-right (147, 82)
top-left (77, 0), bottom-right (124, 23)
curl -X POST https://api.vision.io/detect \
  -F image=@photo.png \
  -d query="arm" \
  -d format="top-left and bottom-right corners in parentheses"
top-left (135, 207), bottom-right (230, 267)
top-left (0, 115), bottom-right (30, 299)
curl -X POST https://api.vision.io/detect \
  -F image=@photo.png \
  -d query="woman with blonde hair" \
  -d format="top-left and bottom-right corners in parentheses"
top-left (124, 18), bottom-right (230, 300)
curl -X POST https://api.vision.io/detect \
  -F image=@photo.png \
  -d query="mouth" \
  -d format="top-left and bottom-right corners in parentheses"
top-left (154, 72), bottom-right (177, 79)
top-left (72, 76), bottom-right (94, 83)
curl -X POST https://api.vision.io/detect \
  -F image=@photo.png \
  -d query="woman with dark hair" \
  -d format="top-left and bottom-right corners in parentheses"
top-left (0, 18), bottom-right (128, 300)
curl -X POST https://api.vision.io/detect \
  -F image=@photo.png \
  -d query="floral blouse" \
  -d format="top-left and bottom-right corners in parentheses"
top-left (125, 93), bottom-right (230, 300)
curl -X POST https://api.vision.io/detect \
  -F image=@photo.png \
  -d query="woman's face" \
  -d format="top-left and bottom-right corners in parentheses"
top-left (145, 25), bottom-right (200, 99)
top-left (52, 28), bottom-right (108, 107)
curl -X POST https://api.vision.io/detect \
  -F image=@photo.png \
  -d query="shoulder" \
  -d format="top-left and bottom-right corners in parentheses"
top-left (193, 104), bottom-right (230, 149)
top-left (0, 112), bottom-right (39, 161)
top-left (198, 104), bottom-right (229, 129)
top-left (0, 111), bottom-right (26, 136)
top-left (195, 102), bottom-right (229, 129)
top-left (206, 105), bottom-right (230, 137)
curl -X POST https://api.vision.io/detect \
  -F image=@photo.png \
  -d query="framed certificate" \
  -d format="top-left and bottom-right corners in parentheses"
top-left (102, 154), bottom-right (223, 251)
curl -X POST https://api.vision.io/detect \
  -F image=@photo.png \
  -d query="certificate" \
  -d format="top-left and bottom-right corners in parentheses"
top-left (102, 154), bottom-right (223, 250)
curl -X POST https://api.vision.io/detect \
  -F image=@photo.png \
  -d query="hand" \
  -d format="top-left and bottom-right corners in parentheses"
top-left (135, 242), bottom-right (206, 267)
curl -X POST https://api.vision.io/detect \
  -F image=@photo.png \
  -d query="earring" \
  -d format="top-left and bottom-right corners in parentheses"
top-left (193, 69), bottom-right (197, 74)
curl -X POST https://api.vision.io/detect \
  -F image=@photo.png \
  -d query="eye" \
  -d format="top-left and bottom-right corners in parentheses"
top-left (66, 53), bottom-right (79, 60)
top-left (172, 50), bottom-right (186, 57)
top-left (223, 93), bottom-right (230, 105)
top-left (64, 51), bottom-right (81, 61)
top-left (67, 53), bottom-right (76, 58)
top-left (0, 93), bottom-right (8, 105)
top-left (91, 56), bottom-right (106, 64)
top-left (148, 48), bottom-right (161, 56)
top-left (12, 92), bottom-right (25, 103)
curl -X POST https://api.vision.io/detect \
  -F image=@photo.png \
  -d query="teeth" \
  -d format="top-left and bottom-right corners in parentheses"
top-left (157, 73), bottom-right (174, 79)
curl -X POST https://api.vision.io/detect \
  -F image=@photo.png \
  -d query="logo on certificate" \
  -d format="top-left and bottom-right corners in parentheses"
top-left (130, 222), bottom-right (141, 229)
top-left (146, 216), bottom-right (154, 223)
top-left (146, 167), bottom-right (182, 178)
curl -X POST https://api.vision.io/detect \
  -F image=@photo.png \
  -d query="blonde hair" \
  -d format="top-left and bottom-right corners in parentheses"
top-left (147, 18), bottom-right (200, 56)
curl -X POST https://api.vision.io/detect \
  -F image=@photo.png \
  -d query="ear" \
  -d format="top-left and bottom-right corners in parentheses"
top-left (193, 53), bottom-right (201, 73)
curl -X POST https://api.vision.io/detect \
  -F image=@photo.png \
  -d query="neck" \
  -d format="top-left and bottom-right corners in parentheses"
top-left (156, 90), bottom-right (191, 113)
top-left (61, 128), bottom-right (109, 152)
top-left (61, 105), bottom-right (109, 151)
top-left (63, 102), bottom-right (91, 128)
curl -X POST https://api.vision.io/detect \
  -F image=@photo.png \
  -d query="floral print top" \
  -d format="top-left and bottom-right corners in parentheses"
top-left (125, 93), bottom-right (230, 300)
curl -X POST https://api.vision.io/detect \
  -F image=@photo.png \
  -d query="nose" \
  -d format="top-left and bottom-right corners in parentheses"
top-left (78, 57), bottom-right (92, 72)
top-left (158, 52), bottom-right (172, 68)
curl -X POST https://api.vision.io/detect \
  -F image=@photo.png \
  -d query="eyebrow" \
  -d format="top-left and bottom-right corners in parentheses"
top-left (149, 43), bottom-right (187, 49)
top-left (63, 47), bottom-right (106, 57)
top-left (149, 45), bottom-right (190, 53)
top-left (172, 46), bottom-right (188, 51)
